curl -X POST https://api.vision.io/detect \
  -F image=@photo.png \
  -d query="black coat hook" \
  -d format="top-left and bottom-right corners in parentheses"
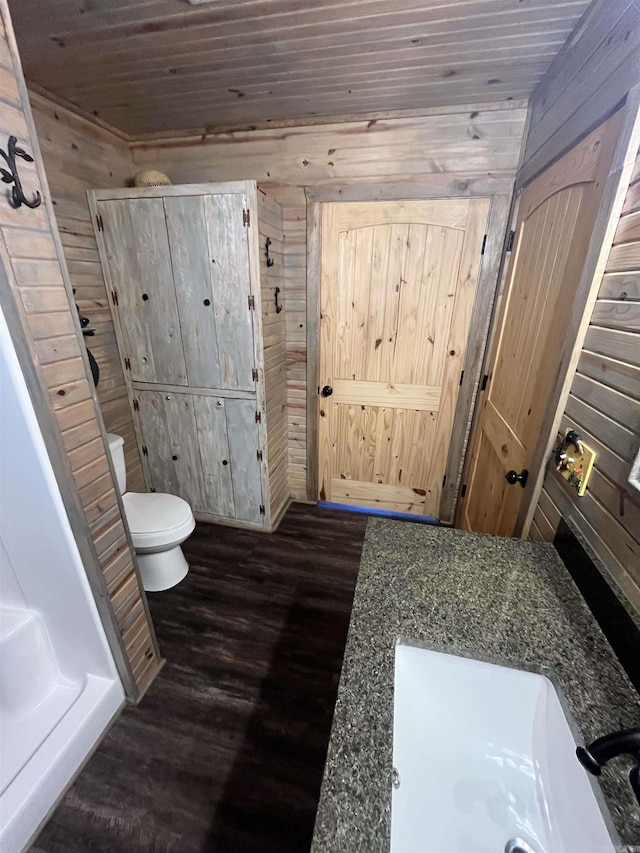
top-left (0, 136), bottom-right (41, 209)
top-left (265, 237), bottom-right (274, 267)
top-left (274, 287), bottom-right (282, 314)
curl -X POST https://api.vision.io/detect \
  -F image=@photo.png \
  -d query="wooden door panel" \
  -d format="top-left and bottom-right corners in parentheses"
top-left (224, 398), bottom-right (263, 523)
top-left (332, 379), bottom-right (441, 410)
top-left (461, 430), bottom-right (520, 535)
top-left (191, 395), bottom-right (235, 518)
top-left (204, 194), bottom-right (255, 392)
top-left (331, 479), bottom-right (427, 515)
top-left (99, 199), bottom-right (188, 386)
top-left (459, 114), bottom-right (621, 534)
top-left (164, 195), bottom-right (223, 389)
top-left (319, 198), bottom-right (491, 517)
top-left (136, 391), bottom-right (205, 511)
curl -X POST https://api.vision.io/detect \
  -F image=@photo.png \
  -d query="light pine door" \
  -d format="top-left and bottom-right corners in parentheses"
top-left (458, 114), bottom-right (620, 536)
top-left (318, 198), bottom-right (490, 516)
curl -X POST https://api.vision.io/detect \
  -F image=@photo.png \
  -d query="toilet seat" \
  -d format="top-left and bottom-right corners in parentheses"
top-left (122, 492), bottom-right (195, 552)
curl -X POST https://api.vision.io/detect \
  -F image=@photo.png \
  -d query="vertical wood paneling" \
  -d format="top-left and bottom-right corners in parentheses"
top-left (0, 5), bottom-right (160, 699)
top-left (536, 147), bottom-right (640, 615)
top-left (258, 190), bottom-right (290, 523)
top-left (132, 104), bottom-right (527, 499)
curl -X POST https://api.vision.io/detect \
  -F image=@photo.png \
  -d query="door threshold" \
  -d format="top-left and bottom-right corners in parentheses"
top-left (317, 501), bottom-right (440, 524)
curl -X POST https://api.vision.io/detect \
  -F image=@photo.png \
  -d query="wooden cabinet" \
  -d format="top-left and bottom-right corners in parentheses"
top-left (89, 181), bottom-right (289, 531)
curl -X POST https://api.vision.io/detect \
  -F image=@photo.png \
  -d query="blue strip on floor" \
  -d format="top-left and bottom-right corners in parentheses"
top-left (317, 501), bottom-right (439, 524)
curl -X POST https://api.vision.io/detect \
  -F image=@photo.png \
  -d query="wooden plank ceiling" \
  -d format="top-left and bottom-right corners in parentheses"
top-left (9, 0), bottom-right (592, 136)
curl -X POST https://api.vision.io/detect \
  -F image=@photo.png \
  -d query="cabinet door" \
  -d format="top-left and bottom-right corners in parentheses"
top-left (98, 198), bottom-right (188, 386)
top-left (164, 193), bottom-right (256, 392)
top-left (192, 396), bottom-right (263, 523)
top-left (136, 391), bottom-right (263, 524)
top-left (135, 391), bottom-right (205, 510)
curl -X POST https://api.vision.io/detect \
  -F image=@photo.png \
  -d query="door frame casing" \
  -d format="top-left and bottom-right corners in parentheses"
top-left (455, 86), bottom-right (640, 537)
top-left (305, 177), bottom-right (515, 521)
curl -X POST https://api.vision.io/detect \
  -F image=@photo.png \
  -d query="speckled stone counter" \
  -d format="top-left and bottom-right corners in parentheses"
top-left (311, 520), bottom-right (640, 852)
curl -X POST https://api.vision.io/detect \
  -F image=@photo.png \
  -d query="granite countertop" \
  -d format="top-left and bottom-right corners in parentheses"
top-left (311, 520), bottom-right (640, 852)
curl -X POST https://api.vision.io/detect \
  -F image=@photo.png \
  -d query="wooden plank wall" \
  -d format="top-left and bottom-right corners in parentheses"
top-left (0, 4), bottom-right (161, 699)
top-left (257, 190), bottom-right (290, 523)
top-left (530, 147), bottom-right (640, 614)
top-left (519, 0), bottom-right (640, 185)
top-left (131, 102), bottom-right (528, 499)
top-left (29, 92), bottom-right (145, 491)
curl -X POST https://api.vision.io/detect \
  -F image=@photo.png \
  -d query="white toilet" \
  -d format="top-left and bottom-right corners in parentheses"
top-left (106, 433), bottom-right (195, 593)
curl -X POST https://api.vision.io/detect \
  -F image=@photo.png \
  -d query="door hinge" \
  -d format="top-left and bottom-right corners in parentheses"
top-left (133, 399), bottom-right (139, 411)
top-left (95, 213), bottom-right (104, 232)
top-left (124, 357), bottom-right (131, 371)
top-left (257, 449), bottom-right (263, 461)
top-left (481, 373), bottom-right (489, 391)
top-left (142, 445), bottom-right (148, 457)
top-left (459, 370), bottom-right (464, 386)
top-left (259, 504), bottom-right (266, 516)
top-left (243, 209), bottom-right (251, 227)
top-left (255, 411), bottom-right (262, 423)
top-left (248, 294), bottom-right (255, 310)
top-left (252, 367), bottom-right (259, 381)
top-left (506, 230), bottom-right (516, 252)
top-left (442, 475), bottom-right (447, 488)
top-left (481, 233), bottom-right (487, 255)
top-left (461, 483), bottom-right (467, 498)
top-left (111, 290), bottom-right (118, 306)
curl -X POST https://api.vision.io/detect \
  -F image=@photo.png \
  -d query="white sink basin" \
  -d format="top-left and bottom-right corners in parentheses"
top-left (391, 642), bottom-right (615, 853)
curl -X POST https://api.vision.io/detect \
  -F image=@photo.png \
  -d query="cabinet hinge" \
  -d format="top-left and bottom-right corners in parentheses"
top-left (95, 213), bottom-right (104, 232)
top-left (259, 504), bottom-right (265, 516)
top-left (142, 445), bottom-right (148, 457)
top-left (459, 370), bottom-right (464, 386)
top-left (124, 357), bottom-right (131, 370)
top-left (255, 411), bottom-right (262, 423)
top-left (248, 294), bottom-right (255, 310)
top-left (243, 209), bottom-right (251, 227)
top-left (111, 290), bottom-right (118, 306)
top-left (481, 374), bottom-right (489, 391)
top-left (481, 233), bottom-right (487, 255)
top-left (257, 449), bottom-right (263, 461)
top-left (506, 230), bottom-right (516, 252)
top-left (252, 367), bottom-right (259, 381)
top-left (133, 399), bottom-right (139, 411)
top-left (461, 484), bottom-right (467, 498)
top-left (442, 475), bottom-right (447, 488)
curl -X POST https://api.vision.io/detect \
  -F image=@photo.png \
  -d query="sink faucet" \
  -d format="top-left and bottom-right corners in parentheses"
top-left (576, 728), bottom-right (640, 807)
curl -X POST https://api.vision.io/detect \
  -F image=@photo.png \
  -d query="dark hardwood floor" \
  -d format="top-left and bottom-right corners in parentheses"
top-left (32, 504), bottom-right (368, 853)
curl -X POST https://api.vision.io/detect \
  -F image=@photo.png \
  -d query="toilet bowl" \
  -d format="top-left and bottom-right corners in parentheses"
top-left (106, 433), bottom-right (195, 592)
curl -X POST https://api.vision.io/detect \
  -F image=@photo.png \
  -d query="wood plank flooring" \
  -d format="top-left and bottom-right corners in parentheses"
top-left (31, 503), bottom-right (368, 853)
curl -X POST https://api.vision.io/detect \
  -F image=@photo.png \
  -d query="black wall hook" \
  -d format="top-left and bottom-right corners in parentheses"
top-left (0, 136), bottom-right (41, 209)
top-left (265, 237), bottom-right (274, 267)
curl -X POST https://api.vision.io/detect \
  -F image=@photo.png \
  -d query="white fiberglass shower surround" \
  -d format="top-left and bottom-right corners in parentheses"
top-left (0, 305), bottom-right (124, 852)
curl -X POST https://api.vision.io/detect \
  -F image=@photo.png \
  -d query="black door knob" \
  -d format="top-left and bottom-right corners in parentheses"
top-left (505, 469), bottom-right (528, 488)
top-left (321, 385), bottom-right (333, 397)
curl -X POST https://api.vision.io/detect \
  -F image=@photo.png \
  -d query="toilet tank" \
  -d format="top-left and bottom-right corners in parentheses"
top-left (105, 432), bottom-right (126, 494)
